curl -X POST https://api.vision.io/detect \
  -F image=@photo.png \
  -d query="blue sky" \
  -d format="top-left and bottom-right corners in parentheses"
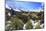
top-left (6, 0), bottom-right (44, 12)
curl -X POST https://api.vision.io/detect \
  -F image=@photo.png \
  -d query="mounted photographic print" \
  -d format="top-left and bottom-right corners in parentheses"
top-left (5, 0), bottom-right (44, 31)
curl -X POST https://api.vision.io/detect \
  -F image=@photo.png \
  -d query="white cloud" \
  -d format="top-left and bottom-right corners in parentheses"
top-left (6, 4), bottom-right (11, 9)
top-left (29, 8), bottom-right (43, 12)
top-left (13, 9), bottom-right (21, 12)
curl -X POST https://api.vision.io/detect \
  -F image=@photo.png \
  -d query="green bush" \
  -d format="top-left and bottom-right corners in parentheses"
top-left (25, 20), bottom-right (33, 29)
top-left (9, 17), bottom-right (24, 30)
